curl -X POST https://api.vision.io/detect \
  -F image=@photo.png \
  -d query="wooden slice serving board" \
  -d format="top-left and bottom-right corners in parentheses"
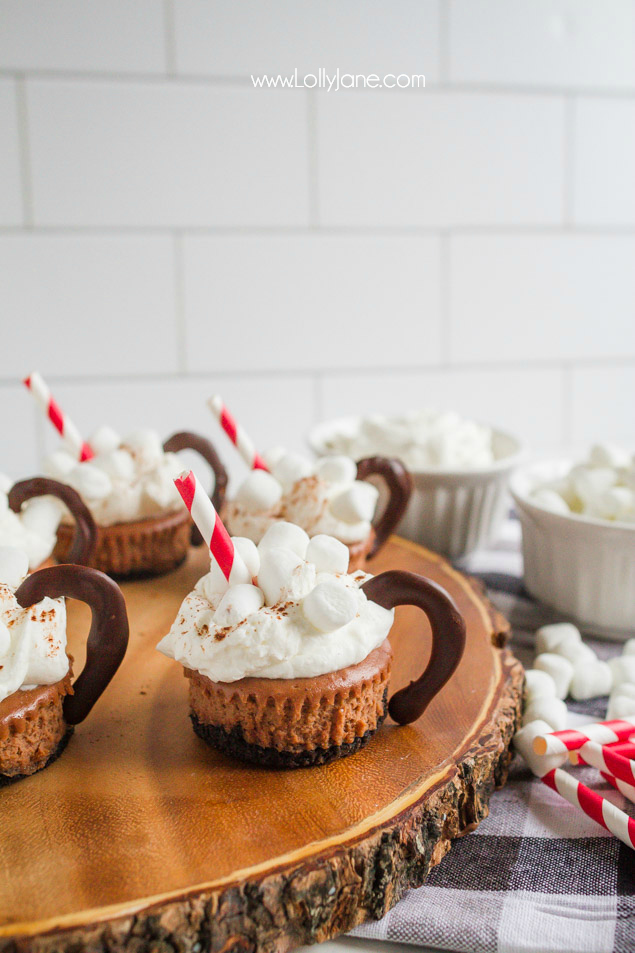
top-left (0, 537), bottom-right (523, 953)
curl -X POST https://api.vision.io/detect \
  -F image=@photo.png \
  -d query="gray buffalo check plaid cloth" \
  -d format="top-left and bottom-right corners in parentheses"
top-left (351, 517), bottom-right (635, 953)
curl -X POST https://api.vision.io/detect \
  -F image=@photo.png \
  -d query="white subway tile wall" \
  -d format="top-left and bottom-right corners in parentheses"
top-left (0, 0), bottom-right (633, 479)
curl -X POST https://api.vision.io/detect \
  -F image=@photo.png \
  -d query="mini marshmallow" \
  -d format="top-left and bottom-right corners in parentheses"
top-left (0, 619), bottom-right (10, 656)
top-left (94, 448), bottom-right (136, 481)
top-left (530, 489), bottom-right (571, 515)
top-left (233, 537), bottom-right (260, 579)
top-left (20, 497), bottom-right (63, 536)
top-left (69, 463), bottom-right (112, 501)
top-left (524, 668), bottom-right (557, 704)
top-left (261, 446), bottom-right (287, 469)
top-left (535, 623), bottom-right (581, 657)
top-left (259, 521), bottom-right (310, 559)
top-left (257, 547), bottom-right (315, 606)
top-left (534, 653), bottom-right (573, 699)
top-left (607, 684), bottom-right (635, 720)
top-left (122, 429), bottom-right (163, 469)
top-left (306, 534), bottom-right (350, 574)
top-left (314, 455), bottom-right (358, 485)
top-left (234, 470), bottom-right (283, 514)
top-left (553, 640), bottom-right (597, 666)
top-left (569, 659), bottom-right (612, 701)
top-left (572, 466), bottom-right (616, 505)
top-left (596, 486), bottom-right (634, 521)
top-left (622, 639), bottom-right (635, 657)
top-left (589, 443), bottom-right (632, 469)
top-left (43, 449), bottom-right (77, 481)
top-left (330, 482), bottom-right (379, 524)
top-left (608, 656), bottom-right (635, 689)
top-left (514, 720), bottom-right (569, 777)
top-left (271, 452), bottom-right (313, 490)
top-left (89, 425), bottom-right (121, 455)
top-left (0, 547), bottom-right (29, 589)
top-left (523, 697), bottom-right (568, 732)
top-left (214, 584), bottom-right (265, 627)
top-left (302, 579), bottom-right (358, 633)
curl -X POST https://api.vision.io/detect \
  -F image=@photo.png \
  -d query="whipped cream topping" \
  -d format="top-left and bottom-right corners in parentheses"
top-left (224, 449), bottom-right (379, 545)
top-left (529, 444), bottom-right (635, 523)
top-left (0, 546), bottom-right (68, 703)
top-left (157, 523), bottom-right (394, 683)
top-left (320, 410), bottom-right (498, 470)
top-left (43, 426), bottom-right (184, 526)
top-left (0, 474), bottom-right (64, 570)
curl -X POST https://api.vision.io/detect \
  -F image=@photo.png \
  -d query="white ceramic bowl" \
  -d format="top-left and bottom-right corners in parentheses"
top-left (511, 460), bottom-right (635, 638)
top-left (308, 416), bottom-right (523, 560)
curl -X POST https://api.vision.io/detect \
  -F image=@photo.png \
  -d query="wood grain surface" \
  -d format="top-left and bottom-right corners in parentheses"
top-left (0, 537), bottom-right (523, 953)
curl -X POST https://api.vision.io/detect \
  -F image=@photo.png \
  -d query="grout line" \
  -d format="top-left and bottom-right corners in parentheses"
top-left (3, 68), bottom-right (635, 100)
top-left (561, 364), bottom-right (573, 446)
top-left (306, 89), bottom-right (320, 228)
top-left (1, 224), bottom-right (635, 237)
top-left (439, 232), bottom-right (451, 361)
top-left (163, 0), bottom-right (177, 77)
top-left (437, 0), bottom-right (450, 84)
top-left (14, 75), bottom-right (34, 227)
top-left (172, 232), bottom-right (187, 373)
top-left (1, 357), bottom-right (634, 389)
top-left (563, 95), bottom-right (576, 227)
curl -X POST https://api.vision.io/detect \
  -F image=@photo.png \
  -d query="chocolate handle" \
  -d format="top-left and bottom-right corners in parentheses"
top-left (356, 457), bottom-right (413, 558)
top-left (163, 431), bottom-right (228, 546)
top-left (362, 570), bottom-right (466, 725)
top-left (15, 565), bottom-right (129, 725)
top-left (8, 477), bottom-right (97, 566)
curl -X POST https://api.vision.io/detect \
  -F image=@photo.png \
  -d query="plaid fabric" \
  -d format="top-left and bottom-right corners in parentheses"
top-left (351, 518), bottom-right (635, 953)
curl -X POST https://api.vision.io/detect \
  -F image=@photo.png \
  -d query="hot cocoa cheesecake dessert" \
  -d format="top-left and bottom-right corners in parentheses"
top-left (0, 546), bottom-right (128, 783)
top-left (158, 494), bottom-right (466, 769)
top-left (208, 396), bottom-right (411, 571)
top-left (24, 372), bottom-right (226, 578)
top-left (42, 425), bottom-right (224, 578)
top-left (1, 473), bottom-right (96, 569)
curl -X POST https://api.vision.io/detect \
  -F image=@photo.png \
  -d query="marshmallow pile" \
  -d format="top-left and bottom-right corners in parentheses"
top-left (320, 410), bottom-right (497, 470)
top-left (43, 426), bottom-right (184, 526)
top-left (0, 473), bottom-right (64, 570)
top-left (0, 546), bottom-right (69, 703)
top-left (224, 448), bottom-right (379, 545)
top-left (522, 622), bottom-right (635, 732)
top-left (530, 444), bottom-right (635, 523)
top-left (157, 522), bottom-right (394, 683)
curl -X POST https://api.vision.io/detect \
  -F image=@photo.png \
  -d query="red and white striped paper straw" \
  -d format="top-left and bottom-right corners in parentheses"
top-left (532, 718), bottom-right (635, 757)
top-left (174, 469), bottom-right (248, 584)
top-left (24, 371), bottom-right (94, 461)
top-left (601, 772), bottom-right (635, 804)
top-left (541, 767), bottom-right (635, 850)
top-left (572, 740), bottom-right (635, 788)
top-left (207, 395), bottom-right (269, 471)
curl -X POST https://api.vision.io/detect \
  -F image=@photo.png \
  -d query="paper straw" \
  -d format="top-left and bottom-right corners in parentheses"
top-left (570, 739), bottom-right (635, 788)
top-left (541, 768), bottom-right (635, 850)
top-left (174, 470), bottom-right (248, 584)
top-left (532, 718), bottom-right (635, 757)
top-left (207, 395), bottom-right (269, 471)
top-left (601, 772), bottom-right (635, 804)
top-left (24, 372), bottom-right (94, 461)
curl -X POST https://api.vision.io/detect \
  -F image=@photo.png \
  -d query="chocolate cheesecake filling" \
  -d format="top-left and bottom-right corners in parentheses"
top-left (0, 671), bottom-right (73, 780)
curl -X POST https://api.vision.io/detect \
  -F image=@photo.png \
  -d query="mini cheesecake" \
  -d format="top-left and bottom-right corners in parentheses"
top-left (158, 524), bottom-right (396, 768)
top-left (222, 448), bottom-right (411, 571)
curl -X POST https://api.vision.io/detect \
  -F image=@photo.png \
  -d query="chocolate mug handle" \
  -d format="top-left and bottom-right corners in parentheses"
top-left (8, 477), bottom-right (97, 566)
top-left (362, 570), bottom-right (466, 724)
top-left (356, 457), bottom-right (413, 558)
top-left (15, 565), bottom-right (129, 725)
top-left (163, 432), bottom-right (229, 546)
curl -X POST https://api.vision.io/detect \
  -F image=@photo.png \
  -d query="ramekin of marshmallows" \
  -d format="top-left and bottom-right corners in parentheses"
top-left (308, 410), bottom-right (523, 559)
top-left (511, 444), bottom-right (635, 636)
